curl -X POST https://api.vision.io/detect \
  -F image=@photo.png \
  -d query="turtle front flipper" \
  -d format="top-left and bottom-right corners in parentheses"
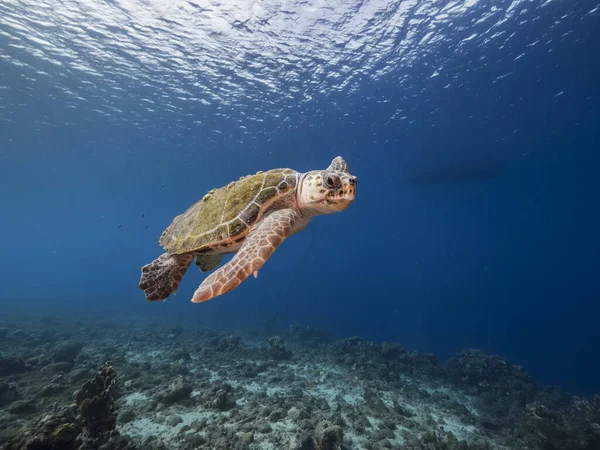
top-left (139, 253), bottom-right (193, 301)
top-left (195, 254), bottom-right (223, 272)
top-left (191, 209), bottom-right (302, 303)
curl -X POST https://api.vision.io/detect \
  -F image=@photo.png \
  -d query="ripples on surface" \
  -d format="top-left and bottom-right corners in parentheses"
top-left (0, 0), bottom-right (597, 145)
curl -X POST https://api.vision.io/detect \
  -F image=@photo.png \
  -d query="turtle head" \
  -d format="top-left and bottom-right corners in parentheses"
top-left (298, 156), bottom-right (357, 215)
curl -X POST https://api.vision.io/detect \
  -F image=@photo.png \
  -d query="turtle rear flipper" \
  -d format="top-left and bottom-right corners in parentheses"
top-left (139, 253), bottom-right (193, 301)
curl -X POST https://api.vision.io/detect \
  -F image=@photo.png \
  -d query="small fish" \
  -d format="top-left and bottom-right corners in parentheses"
top-left (145, 225), bottom-right (148, 229)
top-left (142, 213), bottom-right (145, 219)
top-left (117, 225), bottom-right (122, 229)
top-left (98, 216), bottom-right (104, 221)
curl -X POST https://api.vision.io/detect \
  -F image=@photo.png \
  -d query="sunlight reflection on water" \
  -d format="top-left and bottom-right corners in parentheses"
top-left (0, 0), bottom-right (595, 141)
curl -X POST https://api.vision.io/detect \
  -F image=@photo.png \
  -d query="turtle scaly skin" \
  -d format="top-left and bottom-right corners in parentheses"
top-left (139, 156), bottom-right (356, 303)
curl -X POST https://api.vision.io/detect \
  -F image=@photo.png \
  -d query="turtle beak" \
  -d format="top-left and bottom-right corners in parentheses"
top-left (340, 176), bottom-right (356, 204)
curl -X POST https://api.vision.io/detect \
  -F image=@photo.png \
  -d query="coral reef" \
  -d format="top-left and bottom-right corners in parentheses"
top-left (516, 396), bottom-right (600, 450)
top-left (0, 313), bottom-right (598, 450)
top-left (1, 362), bottom-right (134, 450)
top-left (268, 335), bottom-right (292, 360)
top-left (73, 362), bottom-right (119, 443)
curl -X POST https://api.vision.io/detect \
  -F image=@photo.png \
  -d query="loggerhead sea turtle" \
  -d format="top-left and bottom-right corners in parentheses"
top-left (139, 156), bottom-right (357, 303)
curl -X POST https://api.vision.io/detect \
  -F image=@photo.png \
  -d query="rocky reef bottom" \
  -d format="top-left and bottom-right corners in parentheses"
top-left (1, 313), bottom-right (599, 450)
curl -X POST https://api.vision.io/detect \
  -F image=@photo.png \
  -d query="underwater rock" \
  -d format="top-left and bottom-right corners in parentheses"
top-left (447, 348), bottom-right (516, 386)
top-left (181, 432), bottom-right (206, 447)
top-left (2, 389), bottom-right (135, 450)
top-left (241, 431), bottom-right (254, 446)
top-left (0, 328), bottom-right (8, 340)
top-left (381, 341), bottom-right (405, 358)
top-left (118, 408), bottom-right (137, 424)
top-left (442, 348), bottom-right (539, 434)
top-left (334, 336), bottom-right (369, 355)
top-left (199, 380), bottom-right (236, 411)
top-left (314, 420), bottom-right (343, 450)
top-left (69, 367), bottom-right (90, 382)
top-left (7, 399), bottom-right (36, 415)
top-left (170, 348), bottom-right (191, 361)
top-left (157, 375), bottom-right (193, 405)
top-left (41, 382), bottom-right (64, 396)
top-left (42, 361), bottom-right (73, 373)
top-left (516, 397), bottom-right (600, 450)
top-left (362, 387), bottom-right (391, 416)
top-left (288, 432), bottom-right (315, 450)
top-left (268, 407), bottom-right (286, 422)
top-left (100, 345), bottom-right (119, 357)
top-left (288, 406), bottom-right (309, 422)
top-left (0, 355), bottom-right (28, 376)
top-left (24, 356), bottom-right (39, 367)
top-left (407, 429), bottom-right (491, 450)
top-left (391, 350), bottom-right (442, 379)
top-left (255, 420), bottom-right (272, 433)
top-left (268, 335), bottom-right (292, 360)
top-left (446, 348), bottom-right (536, 402)
top-left (24, 330), bottom-right (57, 348)
top-left (207, 334), bottom-right (242, 352)
top-left (221, 335), bottom-right (242, 351)
top-left (332, 337), bottom-right (387, 374)
top-left (2, 403), bottom-right (82, 449)
top-left (169, 360), bottom-right (190, 375)
top-left (52, 340), bottom-right (83, 364)
top-left (332, 336), bottom-right (442, 381)
top-left (286, 420), bottom-right (344, 450)
top-left (10, 330), bottom-right (28, 339)
top-left (235, 360), bottom-right (267, 379)
top-left (0, 382), bottom-right (17, 406)
top-left (392, 400), bottom-right (416, 418)
top-left (166, 414), bottom-right (183, 426)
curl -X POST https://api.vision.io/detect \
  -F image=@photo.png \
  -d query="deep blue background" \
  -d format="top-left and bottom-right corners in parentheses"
top-left (1, 0), bottom-right (599, 395)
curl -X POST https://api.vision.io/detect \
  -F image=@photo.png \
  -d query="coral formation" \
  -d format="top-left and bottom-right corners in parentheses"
top-left (52, 341), bottom-right (83, 364)
top-left (1, 362), bottom-right (134, 450)
top-left (0, 313), bottom-right (598, 450)
top-left (268, 335), bottom-right (292, 360)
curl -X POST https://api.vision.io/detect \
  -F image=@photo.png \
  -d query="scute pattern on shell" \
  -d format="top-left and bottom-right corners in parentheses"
top-left (159, 168), bottom-right (298, 254)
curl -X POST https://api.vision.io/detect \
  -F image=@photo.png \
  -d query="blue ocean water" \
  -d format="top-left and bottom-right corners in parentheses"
top-left (1, 0), bottom-right (599, 404)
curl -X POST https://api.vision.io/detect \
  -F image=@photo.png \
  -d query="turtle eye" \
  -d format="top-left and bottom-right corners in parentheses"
top-left (325, 174), bottom-right (341, 189)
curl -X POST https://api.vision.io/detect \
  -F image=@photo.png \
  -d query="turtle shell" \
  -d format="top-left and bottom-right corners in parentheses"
top-left (160, 168), bottom-right (298, 254)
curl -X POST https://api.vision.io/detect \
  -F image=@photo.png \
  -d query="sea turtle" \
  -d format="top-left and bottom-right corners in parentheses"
top-left (139, 156), bottom-right (357, 303)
